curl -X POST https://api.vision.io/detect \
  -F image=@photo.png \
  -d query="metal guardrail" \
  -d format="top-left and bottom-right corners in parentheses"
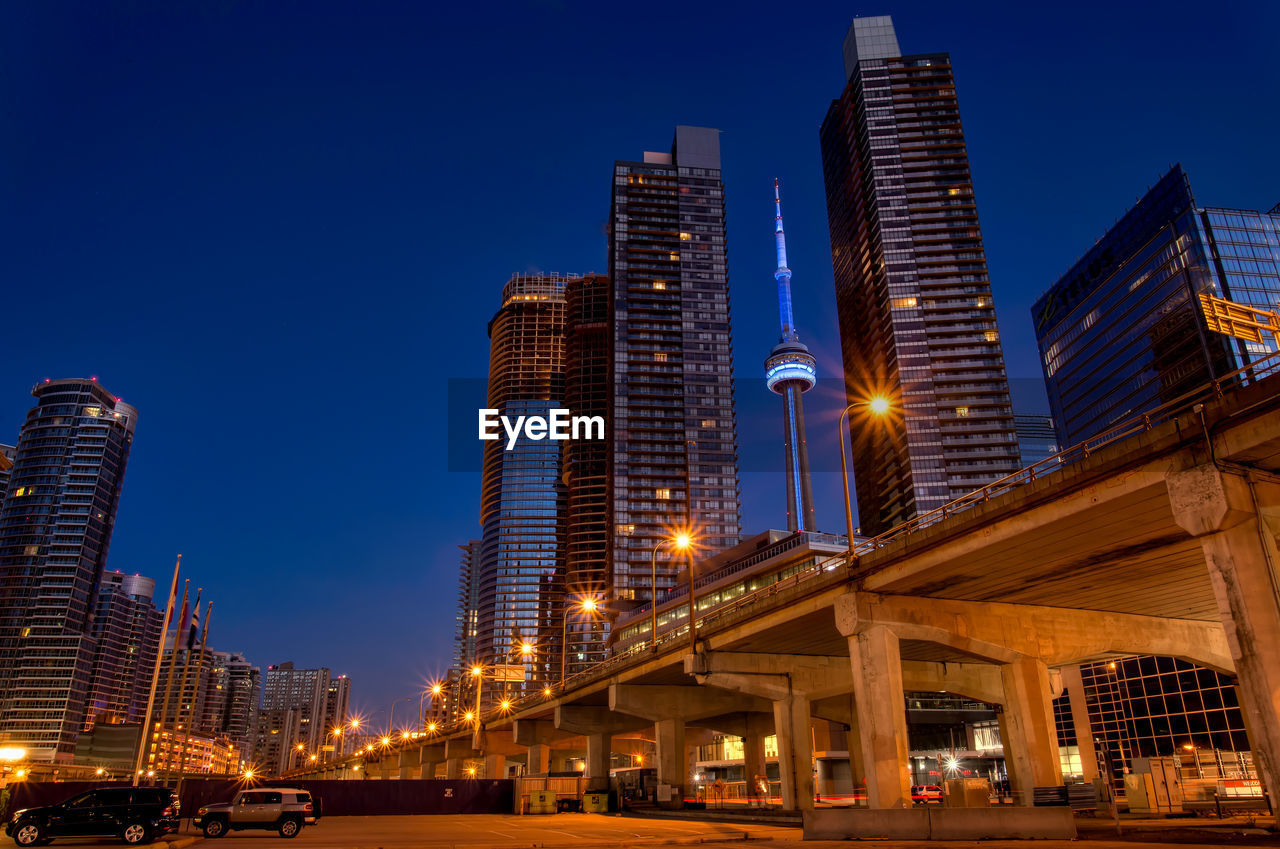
top-left (413, 349), bottom-right (1280, 745)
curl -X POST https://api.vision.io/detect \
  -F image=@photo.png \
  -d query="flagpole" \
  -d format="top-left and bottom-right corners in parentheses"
top-left (167, 587), bottom-right (201, 783)
top-left (134, 555), bottom-right (181, 779)
top-left (177, 601), bottom-right (212, 779)
top-left (155, 579), bottom-right (189, 783)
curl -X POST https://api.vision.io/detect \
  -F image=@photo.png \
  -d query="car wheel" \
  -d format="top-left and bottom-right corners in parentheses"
top-left (120, 822), bottom-right (151, 844)
top-left (203, 817), bottom-right (228, 838)
top-left (278, 817), bottom-right (302, 838)
top-left (12, 821), bottom-right (44, 847)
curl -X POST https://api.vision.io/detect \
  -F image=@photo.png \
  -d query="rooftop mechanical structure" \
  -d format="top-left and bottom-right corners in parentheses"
top-left (764, 180), bottom-right (818, 531)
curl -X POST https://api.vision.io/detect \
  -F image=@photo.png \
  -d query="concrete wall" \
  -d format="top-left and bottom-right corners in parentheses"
top-left (802, 806), bottom-right (1077, 840)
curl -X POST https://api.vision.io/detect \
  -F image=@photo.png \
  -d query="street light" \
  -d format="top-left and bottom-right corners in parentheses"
top-left (650, 532), bottom-right (695, 650)
top-left (560, 597), bottom-right (601, 683)
top-left (838, 397), bottom-right (892, 557)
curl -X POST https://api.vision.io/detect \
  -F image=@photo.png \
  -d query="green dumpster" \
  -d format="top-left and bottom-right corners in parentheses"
top-left (582, 792), bottom-right (608, 813)
top-left (528, 789), bottom-right (556, 814)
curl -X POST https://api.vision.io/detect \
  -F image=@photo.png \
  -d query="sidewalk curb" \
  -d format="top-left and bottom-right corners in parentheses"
top-left (157, 837), bottom-right (201, 849)
top-left (451, 834), bottom-right (794, 849)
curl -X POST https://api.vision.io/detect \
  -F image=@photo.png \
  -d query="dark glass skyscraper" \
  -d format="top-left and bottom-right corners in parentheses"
top-left (0, 378), bottom-right (137, 761)
top-left (477, 273), bottom-right (570, 700)
top-left (609, 126), bottom-right (741, 610)
top-left (1033, 165), bottom-right (1280, 447)
top-left (819, 16), bottom-right (1020, 535)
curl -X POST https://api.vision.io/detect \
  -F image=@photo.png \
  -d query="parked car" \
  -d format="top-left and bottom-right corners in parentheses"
top-left (193, 788), bottom-right (319, 839)
top-left (6, 786), bottom-right (180, 846)
top-left (911, 784), bottom-right (944, 804)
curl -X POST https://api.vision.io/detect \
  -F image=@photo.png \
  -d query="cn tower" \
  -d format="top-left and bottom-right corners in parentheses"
top-left (764, 180), bottom-right (818, 531)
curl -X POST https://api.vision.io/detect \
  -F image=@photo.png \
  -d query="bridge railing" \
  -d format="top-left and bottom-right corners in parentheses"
top-left (427, 349), bottom-right (1280, 740)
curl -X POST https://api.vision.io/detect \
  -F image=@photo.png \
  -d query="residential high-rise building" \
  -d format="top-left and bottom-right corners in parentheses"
top-left (0, 445), bottom-right (15, 508)
top-left (83, 571), bottom-right (162, 731)
top-left (764, 180), bottom-right (818, 532)
top-left (561, 274), bottom-right (611, 669)
top-left (259, 662), bottom-right (330, 755)
top-left (200, 650), bottom-right (261, 757)
top-left (476, 273), bottom-right (571, 700)
top-left (1033, 165), bottom-right (1280, 447)
top-left (1014, 415), bottom-right (1058, 468)
top-left (454, 540), bottom-right (481, 675)
top-left (251, 707), bottom-right (302, 776)
top-left (819, 17), bottom-right (1020, 535)
top-left (608, 125), bottom-right (741, 616)
top-left (321, 674), bottom-right (350, 758)
top-left (0, 378), bottom-right (138, 762)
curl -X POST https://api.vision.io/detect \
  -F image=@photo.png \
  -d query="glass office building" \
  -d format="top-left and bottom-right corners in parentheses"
top-left (819, 16), bottom-right (1020, 535)
top-left (476, 273), bottom-right (572, 702)
top-left (0, 378), bottom-right (137, 762)
top-left (1014, 415), bottom-right (1058, 468)
top-left (1033, 165), bottom-right (1280, 447)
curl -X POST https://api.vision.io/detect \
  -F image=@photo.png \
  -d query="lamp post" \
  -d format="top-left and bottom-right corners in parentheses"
top-left (650, 533), bottom-right (694, 650)
top-left (560, 598), bottom-right (599, 683)
top-left (470, 664), bottom-right (483, 727)
top-left (838, 397), bottom-right (891, 556)
top-left (389, 696), bottom-right (412, 735)
top-left (420, 682), bottom-right (444, 733)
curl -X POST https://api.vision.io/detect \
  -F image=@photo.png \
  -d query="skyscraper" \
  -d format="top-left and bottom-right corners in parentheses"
top-left (259, 662), bottom-right (330, 753)
top-left (1014, 415), bottom-right (1059, 468)
top-left (608, 125), bottom-right (741, 611)
top-left (1033, 165), bottom-right (1280, 447)
top-left (200, 649), bottom-right (261, 759)
top-left (764, 180), bottom-right (818, 531)
top-left (819, 17), bottom-right (1020, 535)
top-left (453, 540), bottom-right (481, 675)
top-left (83, 571), bottom-right (163, 731)
top-left (476, 273), bottom-right (571, 699)
top-left (0, 378), bottom-right (138, 762)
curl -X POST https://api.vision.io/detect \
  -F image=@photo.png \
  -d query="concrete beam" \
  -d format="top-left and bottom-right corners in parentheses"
top-left (512, 718), bottom-right (577, 747)
top-left (836, 591), bottom-right (1234, 673)
top-left (610, 683), bottom-right (772, 720)
top-left (687, 652), bottom-right (853, 700)
top-left (555, 705), bottom-right (648, 736)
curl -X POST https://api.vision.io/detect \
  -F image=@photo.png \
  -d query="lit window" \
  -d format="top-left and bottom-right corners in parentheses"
top-left (680, 232), bottom-right (692, 241)
top-left (656, 488), bottom-right (671, 500)
top-left (21, 627), bottom-right (30, 637)
top-left (83, 406), bottom-right (101, 417)
top-left (947, 188), bottom-right (961, 196)
top-left (653, 281), bottom-right (666, 290)
top-left (700, 419), bottom-right (715, 428)
top-left (955, 407), bottom-right (970, 417)
top-left (891, 297), bottom-right (918, 309)
top-left (654, 352), bottom-right (667, 362)
top-left (23, 545), bottom-right (37, 556)
top-left (12, 487), bottom-right (25, 497)
top-left (984, 331), bottom-right (999, 342)
top-left (668, 252), bottom-right (679, 261)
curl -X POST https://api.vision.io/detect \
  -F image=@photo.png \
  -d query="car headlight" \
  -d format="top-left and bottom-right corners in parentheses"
top-left (197, 808), bottom-right (208, 815)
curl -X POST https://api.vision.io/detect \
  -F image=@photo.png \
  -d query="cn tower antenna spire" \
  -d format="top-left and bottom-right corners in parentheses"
top-left (763, 179), bottom-right (817, 532)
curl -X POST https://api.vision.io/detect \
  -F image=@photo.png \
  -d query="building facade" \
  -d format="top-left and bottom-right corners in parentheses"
top-left (476, 273), bottom-right (571, 700)
top-left (83, 571), bottom-right (162, 730)
top-left (819, 17), bottom-right (1020, 535)
top-left (321, 673), bottom-right (350, 758)
top-left (0, 378), bottom-right (138, 761)
top-left (1033, 165), bottom-right (1280, 447)
top-left (561, 274), bottom-right (611, 670)
top-left (608, 125), bottom-right (742, 618)
top-left (1014, 415), bottom-right (1058, 468)
top-left (200, 650), bottom-right (260, 757)
top-left (453, 540), bottom-right (481, 677)
top-left (259, 662), bottom-right (330, 755)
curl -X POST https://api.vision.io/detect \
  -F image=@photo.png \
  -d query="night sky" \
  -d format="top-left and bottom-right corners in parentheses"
top-left (2, 1), bottom-right (1277, 725)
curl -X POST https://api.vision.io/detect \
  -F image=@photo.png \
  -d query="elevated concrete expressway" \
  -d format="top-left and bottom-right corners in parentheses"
top-left (309, 373), bottom-right (1280, 833)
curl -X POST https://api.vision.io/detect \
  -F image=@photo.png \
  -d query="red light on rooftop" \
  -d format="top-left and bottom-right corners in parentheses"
top-left (90, 376), bottom-right (97, 381)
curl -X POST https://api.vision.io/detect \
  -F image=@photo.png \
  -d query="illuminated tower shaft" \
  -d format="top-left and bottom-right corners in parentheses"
top-left (764, 181), bottom-right (818, 531)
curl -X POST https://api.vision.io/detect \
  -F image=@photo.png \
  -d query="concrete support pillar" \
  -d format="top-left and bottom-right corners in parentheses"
top-left (444, 758), bottom-right (463, 779)
top-left (585, 732), bottom-right (610, 792)
top-left (1058, 664), bottom-right (1099, 783)
top-left (999, 656), bottom-right (1063, 805)
top-left (654, 718), bottom-right (686, 805)
top-left (772, 692), bottom-right (814, 812)
top-left (398, 747), bottom-right (421, 780)
top-left (484, 753), bottom-right (506, 779)
top-left (423, 761), bottom-right (439, 779)
top-left (743, 713), bottom-right (771, 806)
top-left (526, 743), bottom-right (550, 776)
top-left (849, 625), bottom-right (911, 809)
top-left (1169, 465), bottom-right (1280, 815)
top-left (847, 693), bottom-right (866, 792)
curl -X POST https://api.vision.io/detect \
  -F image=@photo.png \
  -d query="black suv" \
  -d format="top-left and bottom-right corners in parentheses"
top-left (6, 786), bottom-right (180, 846)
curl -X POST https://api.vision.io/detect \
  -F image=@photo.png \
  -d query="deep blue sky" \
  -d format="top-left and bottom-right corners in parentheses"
top-left (3, 1), bottom-right (1277, 724)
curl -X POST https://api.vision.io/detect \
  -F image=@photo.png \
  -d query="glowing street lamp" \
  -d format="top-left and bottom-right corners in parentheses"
top-left (837, 397), bottom-right (893, 557)
top-left (650, 532), bottom-right (695, 650)
top-left (560, 597), bottom-right (602, 683)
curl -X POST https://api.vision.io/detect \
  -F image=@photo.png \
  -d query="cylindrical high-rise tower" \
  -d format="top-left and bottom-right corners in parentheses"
top-left (764, 181), bottom-right (818, 531)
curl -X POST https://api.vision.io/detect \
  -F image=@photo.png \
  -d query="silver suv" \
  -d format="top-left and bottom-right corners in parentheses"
top-left (194, 787), bottom-right (319, 839)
